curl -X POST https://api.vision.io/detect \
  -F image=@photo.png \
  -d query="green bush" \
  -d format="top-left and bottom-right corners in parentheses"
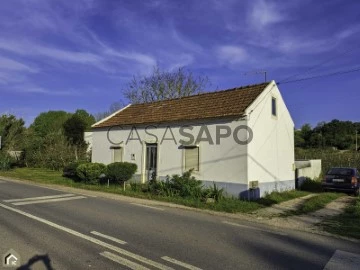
top-left (0, 151), bottom-right (13, 171)
top-left (148, 170), bottom-right (203, 199)
top-left (202, 182), bottom-right (225, 202)
top-left (62, 161), bottom-right (86, 179)
top-left (76, 162), bottom-right (107, 184)
top-left (300, 177), bottom-right (323, 192)
top-left (106, 162), bottom-right (137, 184)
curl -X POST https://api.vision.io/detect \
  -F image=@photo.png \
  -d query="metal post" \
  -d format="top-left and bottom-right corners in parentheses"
top-left (356, 130), bottom-right (358, 151)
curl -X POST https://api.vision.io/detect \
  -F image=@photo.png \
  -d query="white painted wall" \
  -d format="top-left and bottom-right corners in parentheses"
top-left (246, 81), bottom-right (295, 193)
top-left (84, 132), bottom-right (93, 151)
top-left (92, 119), bottom-right (249, 185)
top-left (296, 159), bottom-right (322, 180)
top-left (92, 81), bottom-right (295, 197)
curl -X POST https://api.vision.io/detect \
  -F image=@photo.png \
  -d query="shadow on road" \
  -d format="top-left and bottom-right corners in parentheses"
top-left (17, 254), bottom-right (53, 270)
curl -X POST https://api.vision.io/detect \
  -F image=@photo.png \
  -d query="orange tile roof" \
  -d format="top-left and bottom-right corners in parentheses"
top-left (93, 82), bottom-right (270, 128)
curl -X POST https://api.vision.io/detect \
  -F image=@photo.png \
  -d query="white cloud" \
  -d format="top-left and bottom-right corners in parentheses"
top-left (217, 45), bottom-right (248, 64)
top-left (249, 0), bottom-right (285, 30)
top-left (0, 56), bottom-right (38, 73)
top-left (168, 53), bottom-right (194, 71)
top-left (336, 25), bottom-right (360, 39)
top-left (13, 86), bottom-right (80, 96)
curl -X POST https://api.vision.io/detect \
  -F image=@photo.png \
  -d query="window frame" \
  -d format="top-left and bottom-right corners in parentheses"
top-left (110, 146), bottom-right (123, 162)
top-left (183, 145), bottom-right (200, 172)
top-left (271, 96), bottom-right (277, 117)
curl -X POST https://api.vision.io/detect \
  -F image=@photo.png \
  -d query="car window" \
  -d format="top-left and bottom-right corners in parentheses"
top-left (327, 168), bottom-right (353, 176)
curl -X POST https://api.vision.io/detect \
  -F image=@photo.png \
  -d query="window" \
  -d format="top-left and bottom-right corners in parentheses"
top-left (111, 147), bottom-right (123, 162)
top-left (271, 97), bottom-right (277, 117)
top-left (184, 146), bottom-right (199, 171)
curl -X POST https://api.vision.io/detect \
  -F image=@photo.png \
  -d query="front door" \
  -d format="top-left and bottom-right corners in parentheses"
top-left (145, 143), bottom-right (157, 181)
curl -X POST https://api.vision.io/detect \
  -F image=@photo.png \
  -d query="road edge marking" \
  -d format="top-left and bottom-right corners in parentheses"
top-left (12, 196), bottom-right (86, 206)
top-left (323, 250), bottom-right (360, 270)
top-left (161, 256), bottom-right (203, 270)
top-left (100, 251), bottom-right (150, 270)
top-left (222, 221), bottom-right (288, 236)
top-left (91, 231), bottom-right (127, 245)
top-left (4, 194), bottom-right (75, 203)
top-left (131, 203), bottom-right (164, 211)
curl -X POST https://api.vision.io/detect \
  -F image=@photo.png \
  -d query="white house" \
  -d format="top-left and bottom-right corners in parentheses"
top-left (92, 81), bottom-right (295, 198)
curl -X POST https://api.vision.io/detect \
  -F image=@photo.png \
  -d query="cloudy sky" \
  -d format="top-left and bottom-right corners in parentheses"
top-left (0, 0), bottom-right (359, 127)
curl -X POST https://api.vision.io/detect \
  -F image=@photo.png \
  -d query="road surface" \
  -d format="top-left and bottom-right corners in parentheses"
top-left (0, 178), bottom-right (359, 269)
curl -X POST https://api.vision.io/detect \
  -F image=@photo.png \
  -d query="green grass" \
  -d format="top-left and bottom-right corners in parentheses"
top-left (0, 168), bottom-right (311, 214)
top-left (258, 190), bottom-right (310, 206)
top-left (283, 192), bottom-right (345, 216)
top-left (320, 197), bottom-right (360, 239)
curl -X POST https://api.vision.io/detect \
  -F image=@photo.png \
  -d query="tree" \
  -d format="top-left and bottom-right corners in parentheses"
top-left (124, 66), bottom-right (210, 104)
top-left (63, 115), bottom-right (88, 160)
top-left (30, 111), bottom-right (71, 137)
top-left (73, 109), bottom-right (95, 130)
top-left (0, 114), bottom-right (25, 151)
top-left (95, 101), bottom-right (124, 121)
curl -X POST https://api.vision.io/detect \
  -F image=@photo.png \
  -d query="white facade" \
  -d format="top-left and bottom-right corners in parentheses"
top-left (92, 81), bottom-right (295, 198)
top-left (245, 82), bottom-right (295, 195)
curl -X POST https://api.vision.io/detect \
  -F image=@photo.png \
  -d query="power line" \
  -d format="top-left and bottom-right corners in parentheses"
top-left (279, 44), bottom-right (360, 84)
top-left (278, 66), bottom-right (360, 85)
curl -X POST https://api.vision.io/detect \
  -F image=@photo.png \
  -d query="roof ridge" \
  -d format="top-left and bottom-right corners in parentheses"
top-left (129, 81), bottom-right (271, 106)
top-left (93, 81), bottom-right (272, 128)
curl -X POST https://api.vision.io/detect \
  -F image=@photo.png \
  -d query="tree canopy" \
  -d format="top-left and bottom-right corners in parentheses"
top-left (0, 114), bottom-right (25, 151)
top-left (295, 120), bottom-right (359, 150)
top-left (124, 66), bottom-right (210, 104)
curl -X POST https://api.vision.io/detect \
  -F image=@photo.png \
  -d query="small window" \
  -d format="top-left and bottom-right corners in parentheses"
top-left (271, 97), bottom-right (277, 116)
top-left (111, 147), bottom-right (123, 162)
top-left (184, 146), bottom-right (199, 171)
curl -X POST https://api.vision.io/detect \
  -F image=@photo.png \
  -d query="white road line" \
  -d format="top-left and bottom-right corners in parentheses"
top-left (162, 256), bottom-right (203, 270)
top-left (323, 250), bottom-right (360, 270)
top-left (4, 194), bottom-right (75, 203)
top-left (91, 231), bottom-right (127, 245)
top-left (12, 196), bottom-right (86, 206)
top-left (222, 221), bottom-right (288, 236)
top-left (101, 251), bottom-right (150, 270)
top-left (131, 203), bottom-right (164, 211)
top-left (0, 203), bottom-right (174, 270)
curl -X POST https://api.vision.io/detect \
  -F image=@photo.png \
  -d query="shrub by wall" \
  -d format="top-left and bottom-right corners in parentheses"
top-left (76, 163), bottom-right (106, 184)
top-left (300, 177), bottom-right (323, 192)
top-left (62, 161), bottom-right (86, 179)
top-left (106, 162), bottom-right (137, 184)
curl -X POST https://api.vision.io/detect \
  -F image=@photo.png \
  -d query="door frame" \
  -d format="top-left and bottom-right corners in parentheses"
top-left (141, 141), bottom-right (159, 183)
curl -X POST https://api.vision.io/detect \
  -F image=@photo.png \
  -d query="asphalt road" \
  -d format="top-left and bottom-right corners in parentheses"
top-left (0, 178), bottom-right (359, 270)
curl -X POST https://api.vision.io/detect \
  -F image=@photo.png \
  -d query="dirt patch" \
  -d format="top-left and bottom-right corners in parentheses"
top-left (252, 194), bottom-right (317, 218)
top-left (252, 196), bottom-right (357, 234)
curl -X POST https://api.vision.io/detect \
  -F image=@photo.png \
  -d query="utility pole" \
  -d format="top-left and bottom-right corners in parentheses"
top-left (356, 130), bottom-right (358, 151)
top-left (243, 70), bottom-right (267, 82)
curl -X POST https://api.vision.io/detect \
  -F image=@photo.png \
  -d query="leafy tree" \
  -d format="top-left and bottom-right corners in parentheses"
top-left (0, 114), bottom-right (25, 151)
top-left (124, 66), bottom-right (210, 104)
top-left (73, 109), bottom-right (95, 130)
top-left (30, 111), bottom-right (71, 137)
top-left (63, 114), bottom-right (88, 160)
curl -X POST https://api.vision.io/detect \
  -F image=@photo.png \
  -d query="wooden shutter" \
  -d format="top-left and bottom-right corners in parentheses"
top-left (185, 147), bottom-right (199, 171)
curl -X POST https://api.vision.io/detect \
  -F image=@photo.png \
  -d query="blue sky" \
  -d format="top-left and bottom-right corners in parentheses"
top-left (0, 0), bottom-right (359, 128)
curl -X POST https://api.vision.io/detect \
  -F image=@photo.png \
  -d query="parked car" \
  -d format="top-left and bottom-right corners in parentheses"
top-left (322, 167), bottom-right (360, 196)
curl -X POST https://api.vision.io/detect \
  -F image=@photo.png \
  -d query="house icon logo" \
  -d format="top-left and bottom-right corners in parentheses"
top-left (3, 249), bottom-right (20, 268)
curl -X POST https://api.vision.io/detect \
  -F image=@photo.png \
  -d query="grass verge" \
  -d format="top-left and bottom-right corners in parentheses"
top-left (0, 168), bottom-right (310, 214)
top-left (320, 197), bottom-right (360, 239)
top-left (283, 192), bottom-right (344, 216)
